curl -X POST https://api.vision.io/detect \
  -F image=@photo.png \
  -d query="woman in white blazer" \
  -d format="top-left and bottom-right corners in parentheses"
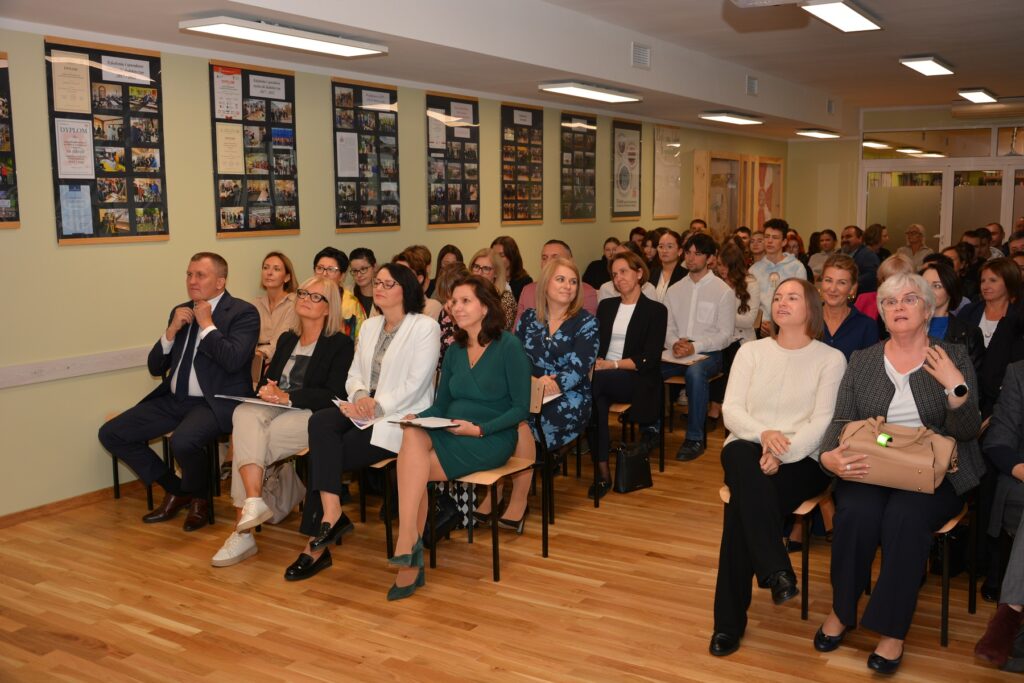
top-left (284, 263), bottom-right (440, 582)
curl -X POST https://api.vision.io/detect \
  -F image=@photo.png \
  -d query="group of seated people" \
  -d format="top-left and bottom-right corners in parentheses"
top-left (97, 216), bottom-right (1024, 671)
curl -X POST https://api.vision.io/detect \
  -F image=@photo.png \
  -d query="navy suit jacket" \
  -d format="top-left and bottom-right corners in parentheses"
top-left (143, 290), bottom-right (260, 432)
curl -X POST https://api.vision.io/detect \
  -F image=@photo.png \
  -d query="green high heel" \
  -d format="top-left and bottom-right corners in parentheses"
top-left (386, 567), bottom-right (426, 601)
top-left (387, 536), bottom-right (424, 568)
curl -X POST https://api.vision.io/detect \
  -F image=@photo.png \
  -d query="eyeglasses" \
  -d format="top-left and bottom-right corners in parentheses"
top-left (373, 279), bottom-right (398, 289)
top-left (471, 264), bottom-right (494, 274)
top-left (315, 265), bottom-right (341, 275)
top-left (297, 288), bottom-right (328, 303)
top-left (880, 294), bottom-right (923, 309)
top-left (350, 265), bottom-right (372, 276)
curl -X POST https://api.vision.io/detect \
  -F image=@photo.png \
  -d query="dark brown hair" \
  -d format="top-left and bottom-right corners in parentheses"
top-left (608, 250), bottom-right (650, 285)
top-left (769, 278), bottom-right (824, 340)
top-left (981, 257), bottom-right (1023, 304)
top-left (490, 235), bottom-right (529, 281)
top-left (717, 242), bottom-right (751, 314)
top-left (451, 275), bottom-right (506, 347)
top-left (261, 251), bottom-right (296, 293)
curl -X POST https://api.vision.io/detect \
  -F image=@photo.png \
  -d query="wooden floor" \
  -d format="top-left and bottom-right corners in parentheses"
top-left (0, 423), bottom-right (1016, 682)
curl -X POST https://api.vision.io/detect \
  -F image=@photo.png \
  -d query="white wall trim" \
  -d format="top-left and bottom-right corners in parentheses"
top-left (0, 347), bottom-right (151, 390)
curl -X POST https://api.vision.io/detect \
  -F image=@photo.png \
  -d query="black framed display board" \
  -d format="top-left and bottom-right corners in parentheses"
top-left (612, 119), bottom-right (642, 220)
top-left (559, 112), bottom-right (596, 222)
top-left (500, 103), bottom-right (543, 225)
top-left (0, 52), bottom-right (18, 228)
top-left (332, 78), bottom-right (399, 232)
top-left (209, 61), bottom-right (299, 238)
top-left (425, 92), bottom-right (479, 228)
top-left (44, 39), bottom-right (169, 244)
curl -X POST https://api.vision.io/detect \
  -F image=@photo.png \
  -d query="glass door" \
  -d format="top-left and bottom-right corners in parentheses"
top-left (952, 170), bottom-right (1002, 242)
top-left (866, 170), bottom-right (943, 252)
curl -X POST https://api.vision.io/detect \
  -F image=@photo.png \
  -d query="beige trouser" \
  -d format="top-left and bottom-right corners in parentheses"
top-left (230, 402), bottom-right (312, 507)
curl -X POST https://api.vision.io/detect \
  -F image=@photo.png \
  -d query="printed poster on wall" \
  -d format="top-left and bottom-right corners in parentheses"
top-left (0, 53), bottom-right (21, 227)
top-left (500, 103), bottom-right (543, 224)
top-left (559, 112), bottom-right (596, 222)
top-left (653, 125), bottom-right (681, 219)
top-left (425, 92), bottom-right (479, 227)
top-left (612, 120), bottom-right (641, 219)
top-left (44, 40), bottom-right (170, 244)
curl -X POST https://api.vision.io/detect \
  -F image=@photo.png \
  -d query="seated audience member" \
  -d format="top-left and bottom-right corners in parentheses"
top-left (865, 223), bottom-right (891, 262)
top-left (583, 237), bottom-right (620, 290)
top-left (491, 235), bottom-right (533, 301)
top-left (478, 257), bottom-right (600, 528)
top-left (710, 278), bottom-right (845, 657)
top-left (708, 241), bottom-right (760, 425)
top-left (689, 218), bottom-right (708, 234)
top-left (820, 254), bottom-right (878, 360)
top-left (733, 226), bottom-right (752, 250)
top-left (435, 262), bottom-right (470, 370)
top-left (840, 225), bottom-right (880, 296)
top-left (987, 222), bottom-right (1007, 256)
top-left (944, 242), bottom-right (980, 301)
top-left (285, 263), bottom-right (440, 581)
top-left (515, 240), bottom-right (598, 324)
top-left (748, 229), bottom-right (766, 265)
top-left (815, 272), bottom-right (983, 674)
top-left (650, 229), bottom-right (687, 301)
top-left (920, 261), bottom-right (984, 375)
top-left (348, 247), bottom-right (378, 325)
top-left (213, 276), bottom-right (353, 567)
top-left (1014, 252), bottom-right (1024, 276)
top-left (387, 275), bottom-right (530, 600)
top-left (641, 232), bottom-right (658, 266)
top-left (662, 233), bottom-right (736, 461)
top-left (751, 219), bottom-right (807, 335)
top-left (313, 247), bottom-right (362, 340)
top-left (784, 229), bottom-right (814, 280)
top-left (1007, 229), bottom-right (1024, 256)
top-left (975, 360), bottom-right (1024, 668)
top-left (629, 225), bottom-right (647, 250)
top-left (590, 251), bottom-right (668, 500)
top-left (253, 251), bottom-right (298, 362)
top-left (393, 248), bottom-right (443, 320)
top-left (435, 245), bottom-right (463, 286)
top-left (975, 226), bottom-right (1003, 262)
top-left (896, 223), bottom-right (934, 269)
top-left (470, 247), bottom-right (518, 330)
top-left (807, 229), bottom-right (838, 280)
top-left (597, 242), bottom-right (659, 302)
top-left (858, 252), bottom-right (915, 325)
top-left (407, 244), bottom-right (435, 297)
top-left (98, 252), bottom-right (259, 531)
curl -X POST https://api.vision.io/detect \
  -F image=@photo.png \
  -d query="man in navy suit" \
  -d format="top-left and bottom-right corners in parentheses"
top-left (99, 252), bottom-right (259, 531)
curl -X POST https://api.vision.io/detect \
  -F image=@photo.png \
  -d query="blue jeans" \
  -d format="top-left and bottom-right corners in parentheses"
top-left (660, 350), bottom-right (722, 442)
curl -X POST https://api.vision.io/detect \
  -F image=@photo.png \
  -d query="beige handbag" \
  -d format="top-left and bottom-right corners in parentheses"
top-left (262, 460), bottom-right (306, 524)
top-left (839, 417), bottom-right (958, 494)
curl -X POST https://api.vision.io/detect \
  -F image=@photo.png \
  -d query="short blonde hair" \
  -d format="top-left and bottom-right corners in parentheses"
top-left (469, 247), bottom-right (507, 292)
top-left (877, 253), bottom-right (914, 286)
top-left (534, 257), bottom-right (583, 324)
top-left (293, 275), bottom-right (342, 336)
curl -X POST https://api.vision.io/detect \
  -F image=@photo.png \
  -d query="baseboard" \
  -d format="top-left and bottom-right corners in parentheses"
top-left (0, 480), bottom-right (147, 530)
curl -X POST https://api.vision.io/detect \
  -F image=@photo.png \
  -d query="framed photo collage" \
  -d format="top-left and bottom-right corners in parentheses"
top-left (0, 52), bottom-right (18, 228)
top-left (500, 104), bottom-right (543, 224)
top-left (426, 92), bottom-right (479, 228)
top-left (560, 112), bottom-right (597, 222)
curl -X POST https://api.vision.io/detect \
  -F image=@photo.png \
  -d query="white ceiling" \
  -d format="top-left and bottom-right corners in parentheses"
top-left (2, 0), bottom-right (1023, 137)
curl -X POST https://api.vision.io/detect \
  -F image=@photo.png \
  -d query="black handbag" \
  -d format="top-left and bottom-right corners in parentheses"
top-left (613, 440), bottom-right (653, 493)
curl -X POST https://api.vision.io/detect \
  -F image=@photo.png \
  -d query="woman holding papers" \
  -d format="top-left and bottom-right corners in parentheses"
top-left (283, 263), bottom-right (440, 581)
top-left (212, 276), bottom-right (353, 568)
top-left (387, 275), bottom-right (531, 600)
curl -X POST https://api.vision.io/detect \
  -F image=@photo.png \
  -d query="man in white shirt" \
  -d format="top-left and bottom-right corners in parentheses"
top-left (750, 219), bottom-right (808, 336)
top-left (515, 239), bottom-right (597, 326)
top-left (661, 233), bottom-right (737, 460)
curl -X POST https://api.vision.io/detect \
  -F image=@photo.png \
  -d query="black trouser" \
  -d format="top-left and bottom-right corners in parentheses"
top-left (299, 407), bottom-right (393, 536)
top-left (590, 369), bottom-right (643, 465)
top-left (98, 394), bottom-right (218, 495)
top-left (830, 478), bottom-right (963, 639)
top-left (713, 440), bottom-right (829, 637)
top-left (709, 340), bottom-right (741, 405)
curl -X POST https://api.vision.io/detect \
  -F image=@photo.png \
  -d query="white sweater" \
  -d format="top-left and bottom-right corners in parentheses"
top-left (722, 337), bottom-right (846, 463)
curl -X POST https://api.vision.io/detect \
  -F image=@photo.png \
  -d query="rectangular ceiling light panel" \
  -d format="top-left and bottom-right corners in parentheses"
top-left (801, 1), bottom-right (881, 32)
top-left (899, 56), bottom-right (953, 76)
top-left (179, 16), bottom-right (387, 57)
top-left (699, 112), bottom-right (763, 125)
top-left (539, 82), bottom-right (640, 103)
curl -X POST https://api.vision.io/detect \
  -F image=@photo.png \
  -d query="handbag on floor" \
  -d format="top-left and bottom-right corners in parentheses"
top-left (839, 416), bottom-right (957, 494)
top-left (613, 440), bottom-right (653, 494)
top-left (262, 460), bottom-right (306, 524)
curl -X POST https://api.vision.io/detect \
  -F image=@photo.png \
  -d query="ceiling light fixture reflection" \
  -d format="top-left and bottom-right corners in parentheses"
top-left (796, 129), bottom-right (841, 139)
top-left (896, 147), bottom-right (923, 154)
top-left (899, 56), bottom-right (954, 76)
top-left (800, 1), bottom-right (881, 32)
top-left (958, 88), bottom-right (997, 104)
top-left (539, 82), bottom-right (641, 103)
top-left (698, 112), bottom-right (763, 126)
top-left (862, 140), bottom-right (891, 149)
top-left (917, 152), bottom-right (946, 158)
top-left (179, 16), bottom-right (387, 57)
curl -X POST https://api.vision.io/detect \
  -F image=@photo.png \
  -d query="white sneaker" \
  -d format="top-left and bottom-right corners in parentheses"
top-left (211, 532), bottom-right (257, 567)
top-left (676, 393), bottom-right (688, 406)
top-left (236, 497), bottom-right (273, 532)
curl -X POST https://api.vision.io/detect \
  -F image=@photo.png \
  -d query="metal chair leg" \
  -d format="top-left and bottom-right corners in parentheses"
top-left (358, 469), bottom-right (367, 523)
top-left (968, 507), bottom-right (978, 614)
top-left (206, 441), bottom-right (216, 524)
top-left (941, 533), bottom-right (951, 647)
top-left (112, 457), bottom-right (121, 499)
top-left (428, 483), bottom-right (437, 569)
top-left (490, 482), bottom-right (500, 582)
top-left (382, 464), bottom-right (395, 558)
top-left (575, 437), bottom-right (582, 479)
top-left (801, 514), bottom-right (811, 620)
top-left (146, 483), bottom-right (153, 510)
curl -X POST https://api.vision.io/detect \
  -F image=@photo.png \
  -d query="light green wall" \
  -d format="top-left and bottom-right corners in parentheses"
top-left (0, 26), bottom-right (793, 515)
top-left (784, 139), bottom-right (861, 235)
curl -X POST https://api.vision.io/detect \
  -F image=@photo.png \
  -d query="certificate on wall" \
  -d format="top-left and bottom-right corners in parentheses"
top-left (49, 50), bottom-right (91, 114)
top-left (212, 65), bottom-right (243, 120)
top-left (215, 122), bottom-right (244, 174)
top-left (0, 52), bottom-right (21, 227)
top-left (55, 118), bottom-right (94, 178)
top-left (59, 184), bottom-right (93, 234)
top-left (612, 120), bottom-right (642, 219)
top-left (425, 92), bottom-right (479, 228)
top-left (653, 124), bottom-right (681, 219)
top-left (500, 103), bottom-right (543, 224)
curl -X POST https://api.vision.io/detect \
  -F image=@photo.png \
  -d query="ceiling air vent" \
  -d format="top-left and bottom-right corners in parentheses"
top-left (631, 42), bottom-right (651, 70)
top-left (746, 75), bottom-right (759, 96)
top-left (827, 98), bottom-right (837, 115)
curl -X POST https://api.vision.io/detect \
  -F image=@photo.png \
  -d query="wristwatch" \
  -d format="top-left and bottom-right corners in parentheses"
top-left (944, 383), bottom-right (968, 398)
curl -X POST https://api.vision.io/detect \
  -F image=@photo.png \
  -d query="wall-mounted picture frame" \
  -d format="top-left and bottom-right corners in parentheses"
top-left (426, 92), bottom-right (479, 228)
top-left (653, 124), bottom-right (681, 220)
top-left (612, 119), bottom-right (642, 220)
top-left (559, 112), bottom-right (596, 222)
top-left (500, 103), bottom-right (543, 225)
top-left (0, 52), bottom-right (19, 228)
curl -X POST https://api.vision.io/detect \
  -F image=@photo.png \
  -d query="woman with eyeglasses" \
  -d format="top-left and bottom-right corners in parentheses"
top-left (283, 263), bottom-right (440, 581)
top-left (470, 247), bottom-right (517, 330)
top-left (347, 247), bottom-right (378, 326)
top-left (212, 276), bottom-right (354, 568)
top-left (814, 272), bottom-right (983, 674)
top-left (312, 246), bottom-right (366, 341)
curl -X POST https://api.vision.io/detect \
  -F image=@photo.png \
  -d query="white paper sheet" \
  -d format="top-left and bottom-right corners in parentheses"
top-left (249, 74), bottom-right (285, 100)
top-left (213, 65), bottom-right (243, 120)
top-left (100, 55), bottom-right (151, 84)
top-left (332, 398), bottom-right (376, 430)
top-left (215, 394), bottom-right (302, 410)
top-left (54, 118), bottom-right (94, 179)
top-left (215, 123), bottom-right (244, 174)
top-left (427, 108), bottom-right (446, 148)
top-left (389, 417), bottom-right (458, 429)
top-left (660, 350), bottom-right (708, 366)
top-left (336, 132), bottom-right (359, 177)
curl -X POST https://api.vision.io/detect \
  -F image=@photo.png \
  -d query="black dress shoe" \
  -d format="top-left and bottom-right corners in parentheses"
top-left (142, 493), bottom-right (192, 524)
top-left (497, 506), bottom-right (529, 534)
top-left (587, 479), bottom-right (611, 501)
top-left (813, 625), bottom-right (848, 652)
top-left (981, 579), bottom-right (1000, 603)
top-left (766, 570), bottom-right (799, 605)
top-left (309, 513), bottom-right (355, 552)
top-left (284, 549), bottom-right (332, 581)
top-left (709, 632), bottom-right (741, 657)
top-left (867, 650), bottom-right (903, 674)
top-left (182, 498), bottom-right (209, 532)
top-left (675, 439), bottom-right (705, 462)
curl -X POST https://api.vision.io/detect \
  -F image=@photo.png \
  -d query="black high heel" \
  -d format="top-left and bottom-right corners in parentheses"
top-left (309, 513), bottom-right (354, 552)
top-left (497, 506), bottom-right (529, 534)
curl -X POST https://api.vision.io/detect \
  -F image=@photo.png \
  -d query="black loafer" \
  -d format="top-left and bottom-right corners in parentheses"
top-left (587, 479), bottom-right (611, 501)
top-left (813, 625), bottom-right (848, 652)
top-left (309, 513), bottom-right (355, 552)
top-left (867, 650), bottom-right (903, 674)
top-left (709, 632), bottom-right (741, 657)
top-left (981, 580), bottom-right (1000, 603)
top-left (766, 570), bottom-right (799, 605)
top-left (284, 549), bottom-right (332, 581)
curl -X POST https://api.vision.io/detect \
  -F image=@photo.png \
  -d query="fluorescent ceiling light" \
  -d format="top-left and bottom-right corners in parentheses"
top-left (917, 152), bottom-right (946, 158)
top-left (179, 16), bottom-right (387, 57)
top-left (800, 1), bottom-right (881, 32)
top-left (862, 140), bottom-right (891, 149)
top-left (539, 82), bottom-right (640, 103)
top-left (796, 129), bottom-right (840, 139)
top-left (699, 112), bottom-right (763, 126)
top-left (899, 56), bottom-right (953, 76)
top-left (958, 88), bottom-right (997, 104)
top-left (896, 147), bottom-right (923, 154)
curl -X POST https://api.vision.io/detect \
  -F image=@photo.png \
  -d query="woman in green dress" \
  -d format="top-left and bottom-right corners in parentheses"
top-left (388, 275), bottom-right (531, 600)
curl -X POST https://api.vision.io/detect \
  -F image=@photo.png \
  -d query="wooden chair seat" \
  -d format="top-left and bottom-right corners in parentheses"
top-left (456, 456), bottom-right (534, 486)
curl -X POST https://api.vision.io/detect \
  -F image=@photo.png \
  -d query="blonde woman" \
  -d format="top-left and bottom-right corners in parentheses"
top-left (470, 247), bottom-right (517, 329)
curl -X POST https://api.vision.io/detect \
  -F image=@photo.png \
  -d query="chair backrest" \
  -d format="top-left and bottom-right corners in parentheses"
top-left (753, 308), bottom-right (763, 332)
top-left (529, 376), bottom-right (545, 415)
top-left (251, 353), bottom-right (264, 390)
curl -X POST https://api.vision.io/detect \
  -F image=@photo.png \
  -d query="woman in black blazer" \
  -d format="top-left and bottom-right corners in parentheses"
top-left (590, 251), bottom-right (668, 500)
top-left (211, 276), bottom-right (354, 568)
top-left (648, 228), bottom-right (687, 302)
